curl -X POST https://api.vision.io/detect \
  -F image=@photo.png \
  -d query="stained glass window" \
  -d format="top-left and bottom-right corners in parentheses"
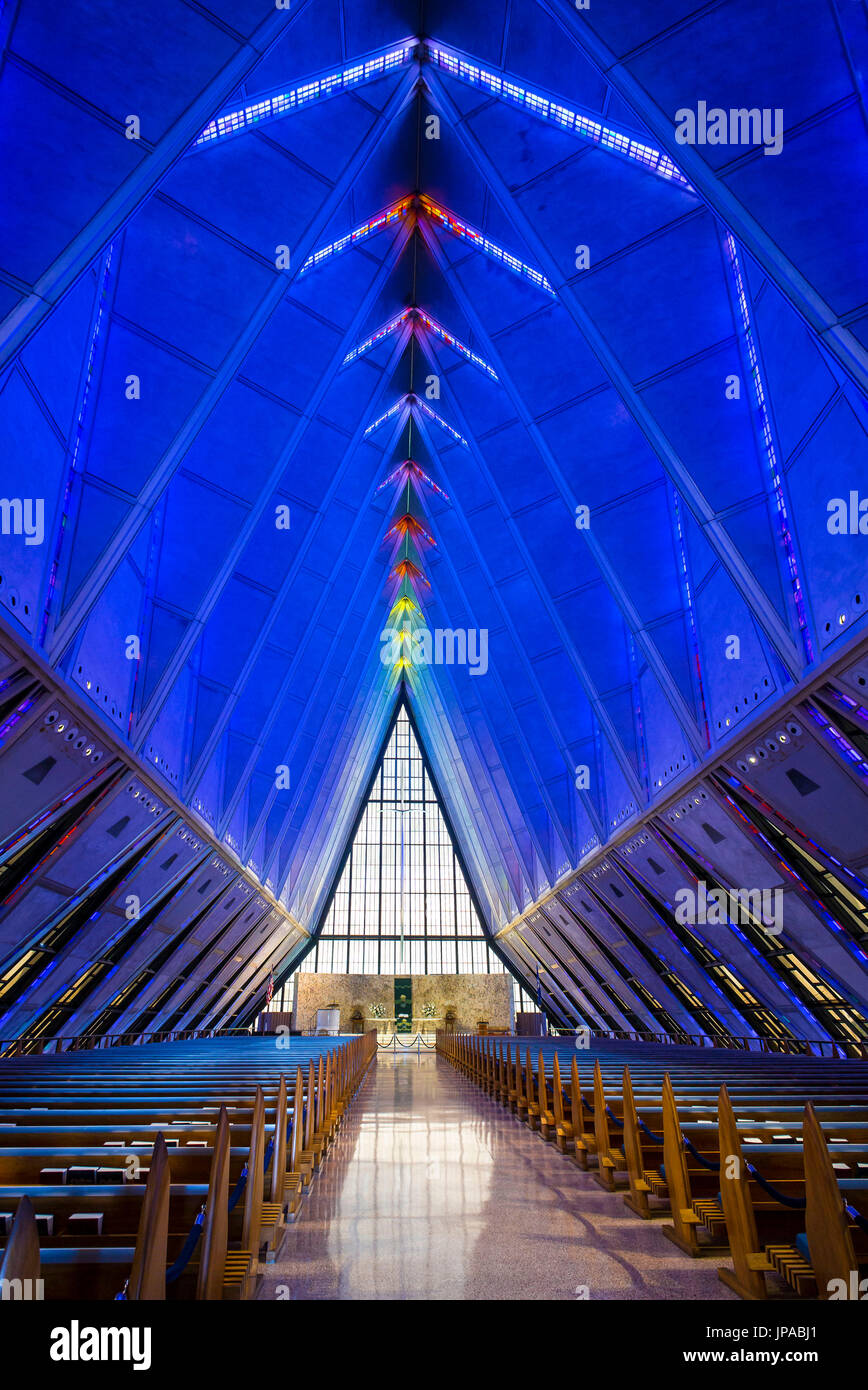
top-left (275, 707), bottom-right (538, 1015)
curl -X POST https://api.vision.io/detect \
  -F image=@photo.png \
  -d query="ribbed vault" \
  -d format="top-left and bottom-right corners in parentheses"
top-left (0, 1), bottom-right (867, 1044)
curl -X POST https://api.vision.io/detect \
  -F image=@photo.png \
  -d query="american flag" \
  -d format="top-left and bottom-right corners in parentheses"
top-left (265, 968), bottom-right (274, 1006)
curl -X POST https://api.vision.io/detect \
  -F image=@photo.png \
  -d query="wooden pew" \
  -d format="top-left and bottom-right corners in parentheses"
top-left (440, 1028), bottom-right (868, 1301)
top-left (297, 1060), bottom-right (318, 1183)
top-left (0, 1033), bottom-right (375, 1299)
top-left (524, 1050), bottom-right (540, 1130)
top-left (803, 1101), bottom-right (868, 1299)
top-left (619, 1072), bottom-right (868, 1253)
top-left (620, 1064), bottom-right (658, 1219)
top-left (554, 1058), bottom-right (579, 1156)
top-left (0, 1116), bottom-right (253, 1300)
top-left (507, 1046), bottom-right (521, 1114)
top-left (717, 1086), bottom-right (868, 1299)
top-left (221, 1085), bottom-right (264, 1300)
top-left (560, 1058), bottom-right (868, 1242)
top-left (260, 1075), bottom-right (287, 1262)
top-left (538, 1050), bottom-right (558, 1140)
top-left (547, 1054), bottom-right (565, 1143)
top-left (283, 1065), bottom-right (305, 1215)
top-left (592, 1060), bottom-right (625, 1192)
top-left (567, 1062), bottom-right (595, 1169)
top-left (196, 1107), bottom-right (229, 1300)
top-left (659, 1073), bottom-right (714, 1256)
top-left (126, 1133), bottom-right (170, 1300)
top-left (719, 1081), bottom-right (794, 1300)
top-left (0, 1194), bottom-right (40, 1295)
top-left (1, 1137), bottom-right (172, 1302)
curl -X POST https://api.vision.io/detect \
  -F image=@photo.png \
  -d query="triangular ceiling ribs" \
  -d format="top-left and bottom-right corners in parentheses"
top-left (0, 2), bottom-right (867, 1043)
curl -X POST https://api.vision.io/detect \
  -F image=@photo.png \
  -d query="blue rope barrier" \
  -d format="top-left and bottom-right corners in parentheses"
top-left (745, 1162), bottom-right (806, 1210)
top-left (845, 1203), bottom-right (868, 1233)
top-left (638, 1117), bottom-right (664, 1143)
top-left (160, 1131), bottom-right (275, 1290)
top-left (227, 1163), bottom-right (248, 1213)
top-left (165, 1209), bottom-right (205, 1284)
top-left (605, 1104), bottom-right (624, 1129)
top-left (582, 1096), bottom-right (594, 1115)
top-left (682, 1134), bottom-right (720, 1171)
top-left (108, 1045), bottom-right (352, 1301)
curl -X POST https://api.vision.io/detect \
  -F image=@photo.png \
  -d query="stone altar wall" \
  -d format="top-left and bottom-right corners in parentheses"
top-left (293, 973), bottom-right (513, 1033)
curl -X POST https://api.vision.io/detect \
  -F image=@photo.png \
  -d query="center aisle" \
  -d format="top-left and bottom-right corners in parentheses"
top-left (260, 1051), bottom-right (736, 1301)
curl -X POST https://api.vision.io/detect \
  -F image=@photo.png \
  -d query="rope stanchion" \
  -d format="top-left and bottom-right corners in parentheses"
top-left (377, 1032), bottom-right (437, 1050)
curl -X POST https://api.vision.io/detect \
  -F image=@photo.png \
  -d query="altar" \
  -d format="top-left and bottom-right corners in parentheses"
top-left (292, 973), bottom-right (514, 1036)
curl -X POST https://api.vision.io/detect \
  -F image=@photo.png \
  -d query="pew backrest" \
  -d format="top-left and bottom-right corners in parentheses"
top-left (803, 1100), bottom-right (859, 1297)
top-left (241, 1087), bottom-right (265, 1261)
top-left (0, 1193), bottom-right (39, 1287)
top-left (127, 1133), bottom-right (170, 1301)
top-left (196, 1108), bottom-right (229, 1300)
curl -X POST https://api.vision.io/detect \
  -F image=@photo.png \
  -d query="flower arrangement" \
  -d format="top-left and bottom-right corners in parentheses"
top-left (369, 1002), bottom-right (387, 1019)
top-left (421, 1002), bottom-right (436, 1019)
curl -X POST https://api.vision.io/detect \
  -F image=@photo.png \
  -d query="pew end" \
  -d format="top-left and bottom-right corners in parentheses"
top-left (126, 1133), bottom-right (170, 1300)
top-left (0, 1193), bottom-right (40, 1288)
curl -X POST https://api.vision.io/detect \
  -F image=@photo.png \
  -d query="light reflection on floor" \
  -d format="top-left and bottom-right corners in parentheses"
top-left (259, 1053), bottom-right (737, 1301)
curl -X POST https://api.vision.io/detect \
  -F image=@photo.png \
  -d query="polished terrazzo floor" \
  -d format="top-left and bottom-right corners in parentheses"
top-left (260, 1050), bottom-right (738, 1301)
